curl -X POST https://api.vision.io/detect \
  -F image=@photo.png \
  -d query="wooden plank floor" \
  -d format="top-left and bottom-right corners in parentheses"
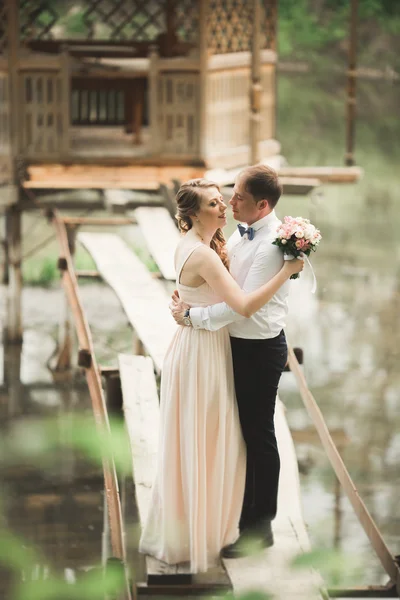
top-left (78, 232), bottom-right (176, 372)
top-left (134, 207), bottom-right (180, 281)
top-left (119, 354), bottom-right (232, 592)
top-left (223, 398), bottom-right (325, 599)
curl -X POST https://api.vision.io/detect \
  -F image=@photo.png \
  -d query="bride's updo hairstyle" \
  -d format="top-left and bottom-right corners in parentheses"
top-left (176, 178), bottom-right (229, 270)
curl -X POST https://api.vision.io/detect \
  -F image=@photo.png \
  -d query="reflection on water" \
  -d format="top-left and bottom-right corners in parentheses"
top-left (0, 367), bottom-right (104, 598)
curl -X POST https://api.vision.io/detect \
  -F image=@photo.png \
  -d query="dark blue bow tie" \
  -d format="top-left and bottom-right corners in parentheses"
top-left (237, 224), bottom-right (255, 241)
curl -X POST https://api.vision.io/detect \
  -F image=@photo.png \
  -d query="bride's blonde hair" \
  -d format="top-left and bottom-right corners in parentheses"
top-left (175, 178), bottom-right (229, 270)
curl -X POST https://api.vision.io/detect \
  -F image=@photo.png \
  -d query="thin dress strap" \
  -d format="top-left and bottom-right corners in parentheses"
top-left (177, 242), bottom-right (204, 284)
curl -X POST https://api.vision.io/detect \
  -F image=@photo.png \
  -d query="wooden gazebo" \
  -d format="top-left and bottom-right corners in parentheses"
top-left (0, 0), bottom-right (278, 178)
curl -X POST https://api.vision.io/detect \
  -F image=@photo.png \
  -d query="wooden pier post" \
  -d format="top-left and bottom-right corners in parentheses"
top-left (345, 0), bottom-right (358, 166)
top-left (250, 0), bottom-right (262, 165)
top-left (2, 212), bottom-right (9, 285)
top-left (198, 0), bottom-right (210, 162)
top-left (104, 370), bottom-right (124, 417)
top-left (55, 225), bottom-right (76, 371)
top-left (5, 203), bottom-right (22, 343)
top-left (4, 0), bottom-right (22, 343)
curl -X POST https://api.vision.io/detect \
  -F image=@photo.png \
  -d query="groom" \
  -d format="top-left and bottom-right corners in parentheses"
top-left (170, 164), bottom-right (290, 557)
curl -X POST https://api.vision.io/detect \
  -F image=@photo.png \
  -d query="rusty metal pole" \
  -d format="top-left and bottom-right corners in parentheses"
top-left (250, 0), bottom-right (262, 165)
top-left (345, 0), bottom-right (358, 166)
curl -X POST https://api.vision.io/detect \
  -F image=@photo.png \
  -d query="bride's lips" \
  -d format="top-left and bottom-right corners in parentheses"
top-left (219, 213), bottom-right (227, 219)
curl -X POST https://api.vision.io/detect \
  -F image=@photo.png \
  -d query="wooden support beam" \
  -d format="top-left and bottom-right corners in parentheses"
top-left (7, 0), bottom-right (20, 158)
top-left (5, 203), bottom-right (22, 343)
top-left (104, 371), bottom-right (123, 417)
top-left (345, 0), bottom-right (358, 166)
top-left (76, 269), bottom-right (102, 279)
top-left (2, 214), bottom-right (9, 284)
top-left (277, 166), bottom-right (363, 183)
top-left (54, 225), bottom-right (76, 372)
top-left (61, 216), bottom-right (137, 226)
top-left (198, 0), bottom-right (210, 161)
top-left (250, 0), bottom-right (262, 164)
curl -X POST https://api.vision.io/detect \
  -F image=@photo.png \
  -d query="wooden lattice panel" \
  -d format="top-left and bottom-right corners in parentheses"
top-left (0, 1), bottom-right (7, 55)
top-left (18, 0), bottom-right (168, 42)
top-left (206, 68), bottom-right (250, 154)
top-left (207, 0), bottom-right (252, 54)
top-left (261, 0), bottom-right (278, 50)
top-left (82, 0), bottom-right (166, 41)
top-left (19, 72), bottom-right (66, 158)
top-left (175, 0), bottom-right (199, 45)
top-left (157, 73), bottom-right (199, 156)
top-left (20, 0), bottom-right (58, 41)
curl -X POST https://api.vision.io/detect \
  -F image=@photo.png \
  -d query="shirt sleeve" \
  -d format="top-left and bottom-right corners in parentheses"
top-left (189, 240), bottom-right (283, 331)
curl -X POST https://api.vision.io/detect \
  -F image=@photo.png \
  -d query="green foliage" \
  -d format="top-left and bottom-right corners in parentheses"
top-left (0, 415), bottom-right (132, 478)
top-left (278, 0), bottom-right (400, 68)
top-left (23, 256), bottom-right (58, 287)
top-left (292, 548), bottom-right (364, 587)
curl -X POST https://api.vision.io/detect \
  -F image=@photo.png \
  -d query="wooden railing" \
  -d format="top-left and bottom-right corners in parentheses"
top-left (51, 210), bottom-right (132, 600)
top-left (288, 345), bottom-right (400, 596)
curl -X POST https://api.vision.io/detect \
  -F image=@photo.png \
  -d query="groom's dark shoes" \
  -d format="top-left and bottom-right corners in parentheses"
top-left (221, 521), bottom-right (274, 559)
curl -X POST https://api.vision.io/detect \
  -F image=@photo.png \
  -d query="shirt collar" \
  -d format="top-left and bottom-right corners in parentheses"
top-left (247, 210), bottom-right (277, 232)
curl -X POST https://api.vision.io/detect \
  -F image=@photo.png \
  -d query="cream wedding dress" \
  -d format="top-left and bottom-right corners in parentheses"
top-left (139, 242), bottom-right (246, 573)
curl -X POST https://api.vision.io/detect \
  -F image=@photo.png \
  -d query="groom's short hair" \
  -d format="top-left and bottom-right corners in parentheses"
top-left (241, 164), bottom-right (282, 209)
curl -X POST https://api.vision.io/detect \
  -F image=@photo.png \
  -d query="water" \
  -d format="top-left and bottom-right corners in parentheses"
top-left (0, 71), bottom-right (399, 595)
top-left (276, 71), bottom-right (400, 586)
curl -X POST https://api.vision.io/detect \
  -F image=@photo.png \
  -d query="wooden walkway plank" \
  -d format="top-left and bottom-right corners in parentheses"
top-left (78, 232), bottom-right (176, 372)
top-left (206, 164), bottom-right (362, 188)
top-left (119, 354), bottom-right (232, 591)
top-left (223, 398), bottom-right (325, 600)
top-left (134, 207), bottom-right (180, 281)
top-left (118, 351), bottom-right (324, 596)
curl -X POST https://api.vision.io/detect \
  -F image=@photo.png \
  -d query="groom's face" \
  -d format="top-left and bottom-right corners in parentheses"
top-left (229, 175), bottom-right (262, 225)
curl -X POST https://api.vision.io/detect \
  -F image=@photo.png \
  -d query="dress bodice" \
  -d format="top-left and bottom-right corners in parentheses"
top-left (176, 242), bottom-right (223, 307)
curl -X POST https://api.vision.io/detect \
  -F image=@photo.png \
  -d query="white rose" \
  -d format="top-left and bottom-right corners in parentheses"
top-left (281, 239), bottom-right (287, 244)
top-left (295, 230), bottom-right (304, 238)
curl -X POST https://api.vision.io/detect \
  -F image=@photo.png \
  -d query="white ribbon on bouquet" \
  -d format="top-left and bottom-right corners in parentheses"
top-left (284, 253), bottom-right (317, 294)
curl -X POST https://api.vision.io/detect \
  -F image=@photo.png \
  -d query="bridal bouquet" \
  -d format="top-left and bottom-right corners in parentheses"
top-left (273, 216), bottom-right (322, 282)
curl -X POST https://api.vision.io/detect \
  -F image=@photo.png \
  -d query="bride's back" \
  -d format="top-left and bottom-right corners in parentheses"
top-left (175, 237), bottom-right (206, 288)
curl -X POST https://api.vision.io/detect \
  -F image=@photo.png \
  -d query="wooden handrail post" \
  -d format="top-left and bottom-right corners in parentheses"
top-left (345, 0), bottom-right (358, 166)
top-left (5, 202), bottom-right (22, 343)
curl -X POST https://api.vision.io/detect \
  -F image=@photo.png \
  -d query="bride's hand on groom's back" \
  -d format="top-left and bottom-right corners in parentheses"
top-left (169, 291), bottom-right (190, 325)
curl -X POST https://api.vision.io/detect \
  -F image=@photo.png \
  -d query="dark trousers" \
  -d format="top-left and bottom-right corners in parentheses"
top-left (230, 331), bottom-right (287, 530)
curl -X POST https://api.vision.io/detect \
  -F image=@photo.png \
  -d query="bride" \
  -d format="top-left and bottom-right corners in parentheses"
top-left (139, 179), bottom-right (303, 572)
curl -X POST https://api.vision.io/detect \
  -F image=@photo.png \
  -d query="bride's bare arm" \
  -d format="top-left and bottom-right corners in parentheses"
top-left (191, 246), bottom-right (303, 318)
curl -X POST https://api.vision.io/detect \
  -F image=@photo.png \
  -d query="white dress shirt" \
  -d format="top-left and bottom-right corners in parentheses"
top-left (189, 210), bottom-right (290, 339)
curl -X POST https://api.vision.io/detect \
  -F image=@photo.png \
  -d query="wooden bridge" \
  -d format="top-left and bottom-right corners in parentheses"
top-left (33, 195), bottom-right (399, 599)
